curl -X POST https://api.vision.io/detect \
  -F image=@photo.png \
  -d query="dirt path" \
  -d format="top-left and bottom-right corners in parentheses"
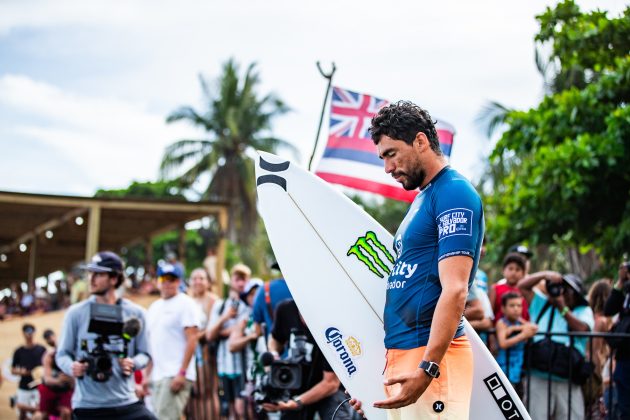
top-left (0, 294), bottom-right (157, 419)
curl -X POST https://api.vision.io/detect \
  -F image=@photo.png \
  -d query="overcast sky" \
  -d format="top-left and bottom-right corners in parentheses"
top-left (0, 0), bottom-right (625, 197)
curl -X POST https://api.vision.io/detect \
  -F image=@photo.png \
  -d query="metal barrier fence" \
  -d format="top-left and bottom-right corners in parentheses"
top-left (497, 330), bottom-right (630, 420)
top-left (184, 331), bottom-right (630, 420)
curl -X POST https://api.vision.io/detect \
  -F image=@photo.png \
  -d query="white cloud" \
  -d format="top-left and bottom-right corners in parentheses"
top-left (0, 74), bottom-right (201, 192)
top-left (0, 0), bottom-right (626, 195)
top-left (0, 0), bottom-right (141, 36)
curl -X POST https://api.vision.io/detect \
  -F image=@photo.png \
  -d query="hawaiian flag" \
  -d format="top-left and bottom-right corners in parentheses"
top-left (315, 86), bottom-right (456, 202)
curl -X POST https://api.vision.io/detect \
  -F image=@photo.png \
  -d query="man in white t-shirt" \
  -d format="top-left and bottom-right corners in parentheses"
top-left (207, 263), bottom-right (251, 419)
top-left (146, 263), bottom-right (200, 420)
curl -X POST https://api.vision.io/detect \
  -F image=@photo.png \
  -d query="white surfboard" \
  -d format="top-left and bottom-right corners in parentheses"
top-left (255, 151), bottom-right (530, 420)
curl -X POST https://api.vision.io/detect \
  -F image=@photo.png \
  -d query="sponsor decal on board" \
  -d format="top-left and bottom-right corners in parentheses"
top-left (324, 327), bottom-right (362, 377)
top-left (483, 373), bottom-right (522, 419)
top-left (347, 231), bottom-right (395, 278)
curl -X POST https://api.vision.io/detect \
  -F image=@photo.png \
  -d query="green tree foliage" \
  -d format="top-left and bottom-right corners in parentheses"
top-left (94, 180), bottom-right (185, 199)
top-left (160, 59), bottom-right (296, 258)
top-left (483, 1), bottom-right (630, 272)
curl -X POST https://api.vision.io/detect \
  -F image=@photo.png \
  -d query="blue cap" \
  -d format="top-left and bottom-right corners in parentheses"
top-left (157, 263), bottom-right (180, 278)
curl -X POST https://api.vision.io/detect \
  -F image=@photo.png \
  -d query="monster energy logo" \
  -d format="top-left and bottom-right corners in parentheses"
top-left (347, 231), bottom-right (395, 278)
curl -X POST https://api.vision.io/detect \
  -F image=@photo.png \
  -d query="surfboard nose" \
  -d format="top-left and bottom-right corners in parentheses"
top-left (255, 151), bottom-right (291, 192)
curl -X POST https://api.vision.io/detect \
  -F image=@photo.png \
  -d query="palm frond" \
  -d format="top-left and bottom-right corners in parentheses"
top-left (252, 137), bottom-right (300, 160)
top-left (166, 106), bottom-right (214, 132)
top-left (163, 58), bottom-right (289, 248)
top-left (173, 152), bottom-right (216, 188)
top-left (475, 101), bottom-right (513, 139)
top-left (159, 139), bottom-right (214, 179)
top-left (535, 47), bottom-right (555, 95)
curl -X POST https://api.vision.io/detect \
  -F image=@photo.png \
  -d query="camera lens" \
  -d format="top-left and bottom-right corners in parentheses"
top-left (96, 356), bottom-right (112, 371)
top-left (274, 366), bottom-right (294, 386)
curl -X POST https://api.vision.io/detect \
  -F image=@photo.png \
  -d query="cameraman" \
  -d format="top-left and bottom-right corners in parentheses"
top-left (518, 270), bottom-right (594, 420)
top-left (262, 299), bottom-right (354, 420)
top-left (604, 261), bottom-right (630, 418)
top-left (56, 251), bottom-right (155, 420)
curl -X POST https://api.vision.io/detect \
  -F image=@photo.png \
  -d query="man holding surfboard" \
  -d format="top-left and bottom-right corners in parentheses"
top-left (351, 101), bottom-right (484, 419)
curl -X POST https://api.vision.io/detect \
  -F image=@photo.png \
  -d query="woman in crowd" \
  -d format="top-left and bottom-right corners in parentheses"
top-left (189, 268), bottom-right (219, 329)
top-left (188, 268), bottom-right (220, 419)
top-left (589, 280), bottom-right (613, 372)
top-left (586, 278), bottom-right (612, 419)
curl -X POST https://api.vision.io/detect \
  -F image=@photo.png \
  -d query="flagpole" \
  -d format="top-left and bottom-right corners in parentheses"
top-left (308, 61), bottom-right (336, 171)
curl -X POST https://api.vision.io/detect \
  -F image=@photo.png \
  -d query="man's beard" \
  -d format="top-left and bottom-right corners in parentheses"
top-left (398, 166), bottom-right (426, 190)
top-left (91, 287), bottom-right (110, 296)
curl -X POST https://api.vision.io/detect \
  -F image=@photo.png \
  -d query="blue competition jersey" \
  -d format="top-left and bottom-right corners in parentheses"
top-left (384, 167), bottom-right (484, 349)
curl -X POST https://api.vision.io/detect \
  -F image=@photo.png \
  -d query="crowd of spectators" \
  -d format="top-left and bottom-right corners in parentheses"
top-left (465, 244), bottom-right (630, 420)
top-left (0, 273), bottom-right (88, 320)
top-left (6, 251), bottom-right (359, 420)
top-left (5, 246), bottom-right (630, 420)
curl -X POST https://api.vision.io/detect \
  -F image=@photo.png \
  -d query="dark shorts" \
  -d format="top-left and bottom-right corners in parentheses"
top-left (219, 375), bottom-right (244, 403)
top-left (39, 384), bottom-right (72, 415)
top-left (73, 401), bottom-right (156, 420)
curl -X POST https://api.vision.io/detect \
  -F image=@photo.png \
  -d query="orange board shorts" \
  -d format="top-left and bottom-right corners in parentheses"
top-left (384, 336), bottom-right (473, 420)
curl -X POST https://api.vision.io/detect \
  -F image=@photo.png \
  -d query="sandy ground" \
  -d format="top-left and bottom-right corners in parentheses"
top-left (0, 294), bottom-right (157, 419)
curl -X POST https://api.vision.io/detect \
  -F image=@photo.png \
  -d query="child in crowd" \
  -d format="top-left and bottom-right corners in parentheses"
top-left (490, 252), bottom-right (530, 322)
top-left (495, 292), bottom-right (538, 396)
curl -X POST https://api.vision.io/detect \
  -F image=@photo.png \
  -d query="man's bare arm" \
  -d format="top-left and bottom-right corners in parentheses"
top-left (423, 255), bottom-right (471, 364)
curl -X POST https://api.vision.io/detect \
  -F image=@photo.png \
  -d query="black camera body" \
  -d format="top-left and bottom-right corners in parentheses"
top-left (80, 303), bottom-right (125, 382)
top-left (254, 330), bottom-right (310, 409)
top-left (546, 279), bottom-right (565, 298)
top-left (83, 338), bottom-right (115, 382)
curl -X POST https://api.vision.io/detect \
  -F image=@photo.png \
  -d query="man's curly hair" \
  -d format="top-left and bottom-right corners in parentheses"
top-left (369, 101), bottom-right (442, 155)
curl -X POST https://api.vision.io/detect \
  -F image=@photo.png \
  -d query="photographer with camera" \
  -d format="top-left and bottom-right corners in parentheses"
top-left (261, 299), bottom-right (355, 420)
top-left (518, 270), bottom-right (594, 420)
top-left (56, 251), bottom-right (155, 420)
top-left (206, 263), bottom-right (252, 419)
top-left (604, 259), bottom-right (630, 418)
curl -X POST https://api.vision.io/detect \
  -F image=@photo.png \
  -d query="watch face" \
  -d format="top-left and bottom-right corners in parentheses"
top-left (421, 361), bottom-right (440, 378)
top-left (428, 363), bottom-right (439, 376)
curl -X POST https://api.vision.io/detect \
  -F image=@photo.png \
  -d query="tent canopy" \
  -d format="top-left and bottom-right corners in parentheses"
top-left (0, 191), bottom-right (229, 289)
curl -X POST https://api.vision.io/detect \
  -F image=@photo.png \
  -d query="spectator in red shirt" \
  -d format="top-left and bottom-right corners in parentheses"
top-left (489, 253), bottom-right (530, 322)
top-left (39, 329), bottom-right (74, 420)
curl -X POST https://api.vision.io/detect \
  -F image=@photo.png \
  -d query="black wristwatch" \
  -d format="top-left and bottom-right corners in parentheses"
top-left (419, 360), bottom-right (440, 378)
top-left (292, 396), bottom-right (304, 410)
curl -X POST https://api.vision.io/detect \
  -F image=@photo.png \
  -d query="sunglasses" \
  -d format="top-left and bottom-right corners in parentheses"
top-left (158, 276), bottom-right (179, 283)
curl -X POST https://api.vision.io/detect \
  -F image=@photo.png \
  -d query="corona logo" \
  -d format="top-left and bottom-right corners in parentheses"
top-left (345, 336), bottom-right (362, 357)
top-left (325, 327), bottom-right (359, 376)
top-left (347, 231), bottom-right (395, 278)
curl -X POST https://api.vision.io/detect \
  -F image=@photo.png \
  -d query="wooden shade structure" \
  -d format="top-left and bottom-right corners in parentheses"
top-left (0, 191), bottom-right (229, 290)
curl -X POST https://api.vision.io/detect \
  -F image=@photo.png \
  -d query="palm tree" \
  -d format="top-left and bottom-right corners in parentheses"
top-left (160, 59), bottom-right (295, 251)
